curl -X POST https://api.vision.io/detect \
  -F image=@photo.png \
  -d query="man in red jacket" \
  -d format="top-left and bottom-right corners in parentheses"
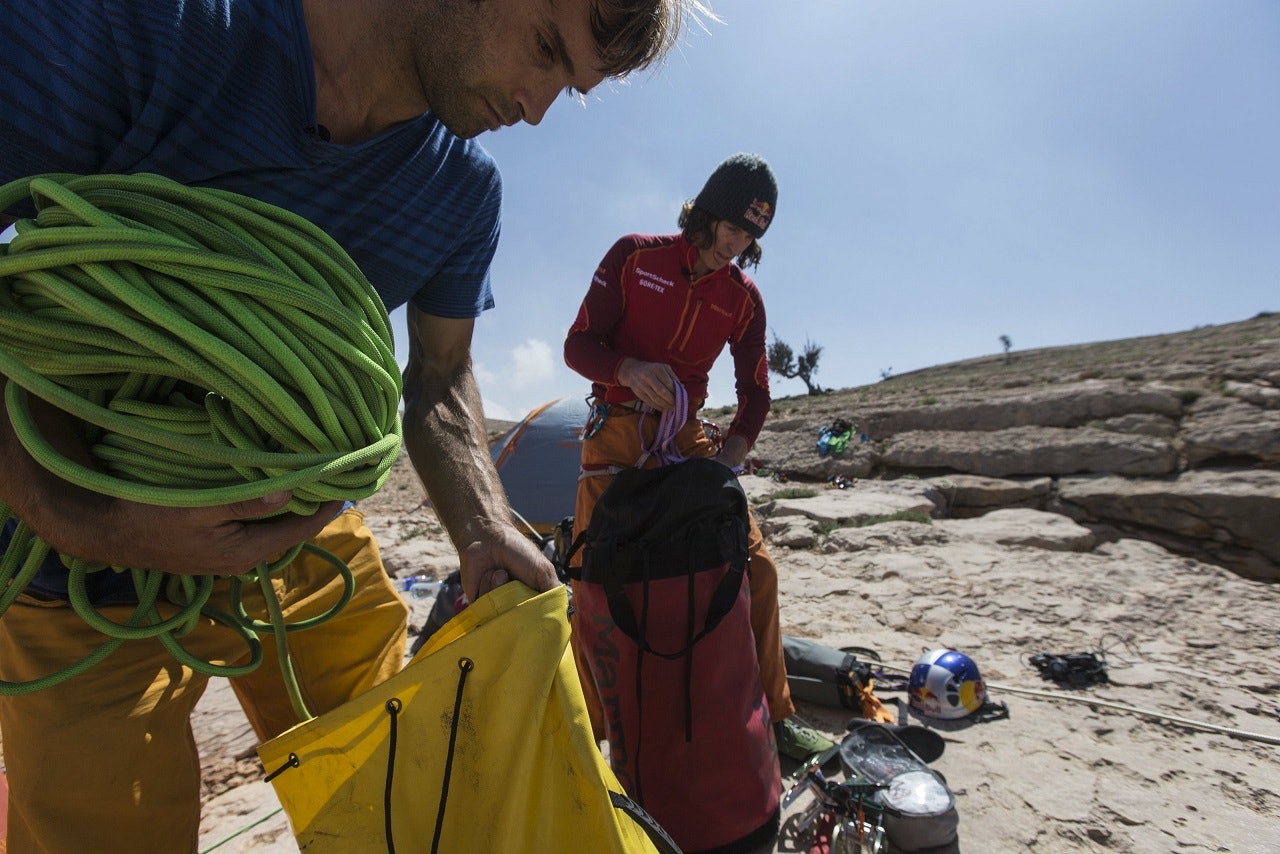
top-left (564, 153), bottom-right (828, 761)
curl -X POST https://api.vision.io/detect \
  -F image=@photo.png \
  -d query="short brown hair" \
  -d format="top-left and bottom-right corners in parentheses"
top-left (678, 202), bottom-right (763, 270)
top-left (591, 0), bottom-right (711, 78)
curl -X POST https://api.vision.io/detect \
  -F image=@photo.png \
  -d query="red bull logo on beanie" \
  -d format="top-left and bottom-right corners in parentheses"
top-left (743, 198), bottom-right (772, 233)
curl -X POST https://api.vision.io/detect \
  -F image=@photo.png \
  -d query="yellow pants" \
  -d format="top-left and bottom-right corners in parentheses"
top-left (0, 508), bottom-right (408, 854)
top-left (571, 408), bottom-right (794, 739)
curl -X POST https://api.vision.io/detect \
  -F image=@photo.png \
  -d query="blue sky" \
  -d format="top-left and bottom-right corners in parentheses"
top-left (392, 0), bottom-right (1280, 421)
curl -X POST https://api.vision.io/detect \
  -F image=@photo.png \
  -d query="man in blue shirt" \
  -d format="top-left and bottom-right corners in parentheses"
top-left (0, 0), bottom-right (702, 849)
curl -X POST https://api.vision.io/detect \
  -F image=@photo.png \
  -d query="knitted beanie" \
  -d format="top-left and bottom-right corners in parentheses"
top-left (692, 153), bottom-right (778, 239)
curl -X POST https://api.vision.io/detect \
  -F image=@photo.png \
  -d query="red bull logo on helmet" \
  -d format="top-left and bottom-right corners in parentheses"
top-left (908, 648), bottom-right (987, 720)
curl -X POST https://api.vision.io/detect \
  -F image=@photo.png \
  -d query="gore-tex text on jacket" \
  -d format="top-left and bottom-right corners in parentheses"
top-left (564, 233), bottom-right (771, 446)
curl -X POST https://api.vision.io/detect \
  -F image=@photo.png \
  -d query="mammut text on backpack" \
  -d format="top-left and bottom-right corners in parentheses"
top-left (570, 458), bottom-right (782, 854)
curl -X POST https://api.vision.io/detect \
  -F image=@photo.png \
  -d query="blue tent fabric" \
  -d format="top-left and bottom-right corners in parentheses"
top-left (490, 397), bottom-right (590, 534)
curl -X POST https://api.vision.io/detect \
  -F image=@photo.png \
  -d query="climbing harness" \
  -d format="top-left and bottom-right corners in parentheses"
top-left (580, 383), bottom-right (700, 481)
top-left (1028, 650), bottom-right (1109, 687)
top-left (0, 173), bottom-right (402, 713)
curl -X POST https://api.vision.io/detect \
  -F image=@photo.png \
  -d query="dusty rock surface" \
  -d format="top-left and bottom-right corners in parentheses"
top-left (749, 313), bottom-right (1280, 580)
top-left (197, 490), bottom-right (1280, 852)
top-left (188, 314), bottom-right (1280, 852)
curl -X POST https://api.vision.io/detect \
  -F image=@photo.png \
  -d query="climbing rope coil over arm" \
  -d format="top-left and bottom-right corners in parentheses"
top-left (0, 173), bottom-right (403, 709)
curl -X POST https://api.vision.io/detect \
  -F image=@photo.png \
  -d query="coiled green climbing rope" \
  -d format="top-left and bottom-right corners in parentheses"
top-left (0, 173), bottom-right (403, 716)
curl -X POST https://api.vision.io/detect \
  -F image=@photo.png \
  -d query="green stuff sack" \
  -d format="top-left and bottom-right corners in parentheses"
top-left (258, 582), bottom-right (679, 854)
top-left (783, 635), bottom-right (896, 723)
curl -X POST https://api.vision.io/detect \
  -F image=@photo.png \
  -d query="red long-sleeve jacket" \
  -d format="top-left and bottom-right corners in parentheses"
top-left (563, 233), bottom-right (771, 446)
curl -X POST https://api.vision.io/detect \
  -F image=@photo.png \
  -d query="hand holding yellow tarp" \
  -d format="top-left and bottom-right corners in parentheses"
top-left (259, 583), bottom-right (680, 853)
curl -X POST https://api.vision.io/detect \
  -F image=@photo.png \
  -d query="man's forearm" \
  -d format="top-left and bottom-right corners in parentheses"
top-left (403, 362), bottom-right (510, 546)
top-left (401, 308), bottom-right (556, 600)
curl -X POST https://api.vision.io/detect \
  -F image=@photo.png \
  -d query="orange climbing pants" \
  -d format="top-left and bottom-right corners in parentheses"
top-left (570, 407), bottom-right (794, 740)
top-left (0, 508), bottom-right (407, 854)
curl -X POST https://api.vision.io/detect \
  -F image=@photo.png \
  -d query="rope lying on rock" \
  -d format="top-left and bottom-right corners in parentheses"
top-left (876, 662), bottom-right (1280, 747)
top-left (0, 173), bottom-right (403, 713)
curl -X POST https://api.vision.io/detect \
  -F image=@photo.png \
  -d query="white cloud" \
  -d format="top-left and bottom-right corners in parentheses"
top-left (481, 396), bottom-right (518, 422)
top-left (472, 361), bottom-right (497, 389)
top-left (511, 338), bottom-right (555, 383)
top-left (472, 338), bottom-right (562, 420)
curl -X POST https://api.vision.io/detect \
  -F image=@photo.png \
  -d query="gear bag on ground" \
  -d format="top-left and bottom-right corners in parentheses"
top-left (570, 457), bottom-right (781, 853)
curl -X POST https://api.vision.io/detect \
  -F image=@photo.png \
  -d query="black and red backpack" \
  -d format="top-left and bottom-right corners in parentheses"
top-left (568, 457), bottom-right (780, 854)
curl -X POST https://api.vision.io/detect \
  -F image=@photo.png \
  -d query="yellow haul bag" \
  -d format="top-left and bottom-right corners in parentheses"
top-left (258, 583), bottom-right (678, 853)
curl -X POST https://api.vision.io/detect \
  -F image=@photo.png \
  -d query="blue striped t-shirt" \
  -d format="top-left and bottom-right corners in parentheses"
top-left (0, 0), bottom-right (501, 318)
top-left (0, 0), bottom-right (504, 602)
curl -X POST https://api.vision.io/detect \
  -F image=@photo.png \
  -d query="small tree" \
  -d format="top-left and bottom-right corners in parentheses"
top-left (999, 334), bottom-right (1013, 364)
top-left (767, 332), bottom-right (824, 395)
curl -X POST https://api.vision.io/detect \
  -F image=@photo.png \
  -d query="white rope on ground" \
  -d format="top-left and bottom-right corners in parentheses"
top-left (875, 661), bottom-right (1280, 747)
top-left (984, 680), bottom-right (1280, 746)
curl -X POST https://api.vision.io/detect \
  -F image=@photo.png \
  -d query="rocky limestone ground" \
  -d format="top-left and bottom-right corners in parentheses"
top-left (195, 314), bottom-right (1280, 853)
top-left (747, 312), bottom-right (1280, 581)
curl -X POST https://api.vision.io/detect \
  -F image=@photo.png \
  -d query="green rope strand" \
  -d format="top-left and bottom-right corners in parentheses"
top-left (0, 172), bottom-right (403, 709)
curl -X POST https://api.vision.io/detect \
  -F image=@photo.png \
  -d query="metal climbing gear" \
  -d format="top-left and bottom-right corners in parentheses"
top-left (583, 397), bottom-right (609, 440)
top-left (1028, 650), bottom-right (1109, 687)
top-left (781, 756), bottom-right (888, 854)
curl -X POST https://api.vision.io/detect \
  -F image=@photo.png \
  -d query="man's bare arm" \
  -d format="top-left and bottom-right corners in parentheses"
top-left (401, 305), bottom-right (557, 602)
